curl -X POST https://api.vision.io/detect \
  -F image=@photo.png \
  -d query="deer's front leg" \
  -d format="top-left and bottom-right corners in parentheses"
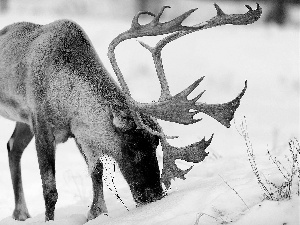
top-left (33, 115), bottom-right (58, 221)
top-left (87, 160), bottom-right (108, 221)
top-left (74, 139), bottom-right (108, 221)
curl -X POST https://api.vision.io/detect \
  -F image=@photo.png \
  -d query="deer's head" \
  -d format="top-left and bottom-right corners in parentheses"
top-left (112, 113), bottom-right (163, 204)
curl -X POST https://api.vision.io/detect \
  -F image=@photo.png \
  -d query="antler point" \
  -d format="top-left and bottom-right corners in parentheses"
top-left (187, 7), bottom-right (198, 16)
top-left (192, 90), bottom-right (206, 102)
top-left (245, 5), bottom-right (253, 11)
top-left (195, 76), bottom-right (205, 85)
top-left (138, 40), bottom-right (153, 52)
top-left (191, 7), bottom-right (198, 13)
top-left (196, 76), bottom-right (205, 86)
top-left (214, 3), bottom-right (225, 16)
top-left (256, 3), bottom-right (261, 9)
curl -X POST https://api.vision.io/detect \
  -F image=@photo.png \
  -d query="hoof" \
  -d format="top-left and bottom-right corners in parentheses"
top-left (12, 209), bottom-right (31, 221)
top-left (87, 210), bottom-right (108, 221)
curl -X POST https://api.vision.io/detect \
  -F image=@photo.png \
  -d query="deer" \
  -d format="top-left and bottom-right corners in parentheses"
top-left (0, 3), bottom-right (261, 222)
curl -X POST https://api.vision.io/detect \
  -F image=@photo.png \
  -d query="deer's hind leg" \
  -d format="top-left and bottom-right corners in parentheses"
top-left (7, 122), bottom-right (33, 221)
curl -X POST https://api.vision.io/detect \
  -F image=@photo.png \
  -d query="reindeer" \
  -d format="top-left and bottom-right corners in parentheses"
top-left (0, 3), bottom-right (261, 222)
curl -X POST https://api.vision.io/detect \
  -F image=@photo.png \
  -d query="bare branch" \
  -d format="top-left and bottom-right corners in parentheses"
top-left (219, 174), bottom-right (250, 210)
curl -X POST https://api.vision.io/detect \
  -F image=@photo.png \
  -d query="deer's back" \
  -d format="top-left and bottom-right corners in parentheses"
top-left (0, 20), bottom-right (127, 130)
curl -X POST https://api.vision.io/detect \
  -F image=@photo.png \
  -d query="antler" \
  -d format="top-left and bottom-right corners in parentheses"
top-left (108, 4), bottom-right (262, 188)
top-left (108, 3), bottom-right (260, 127)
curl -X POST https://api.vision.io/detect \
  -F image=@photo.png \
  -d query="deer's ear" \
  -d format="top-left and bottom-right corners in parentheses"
top-left (111, 109), bottom-right (136, 131)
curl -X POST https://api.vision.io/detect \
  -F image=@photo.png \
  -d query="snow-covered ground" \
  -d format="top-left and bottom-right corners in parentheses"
top-left (0, 1), bottom-right (299, 224)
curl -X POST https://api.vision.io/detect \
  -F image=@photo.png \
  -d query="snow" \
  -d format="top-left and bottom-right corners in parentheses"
top-left (0, 1), bottom-right (299, 225)
top-left (232, 198), bottom-right (299, 225)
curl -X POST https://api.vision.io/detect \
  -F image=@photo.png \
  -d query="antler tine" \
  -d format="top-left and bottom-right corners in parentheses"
top-left (161, 134), bottom-right (214, 189)
top-left (131, 10), bottom-right (157, 29)
top-left (151, 3), bottom-right (262, 54)
top-left (108, 5), bottom-right (199, 95)
top-left (152, 6), bottom-right (171, 25)
top-left (194, 81), bottom-right (248, 128)
top-left (130, 6), bottom-right (198, 36)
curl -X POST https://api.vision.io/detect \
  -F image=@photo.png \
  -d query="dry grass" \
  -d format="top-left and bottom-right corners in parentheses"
top-left (237, 117), bottom-right (300, 201)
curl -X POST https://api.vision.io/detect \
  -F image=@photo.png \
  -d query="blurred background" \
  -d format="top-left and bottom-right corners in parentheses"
top-left (0, 0), bottom-right (299, 22)
top-left (0, 0), bottom-right (299, 221)
top-left (0, 0), bottom-right (299, 25)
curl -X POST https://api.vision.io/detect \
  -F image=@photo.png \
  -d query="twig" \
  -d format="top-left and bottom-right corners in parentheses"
top-left (219, 175), bottom-right (250, 210)
top-left (267, 148), bottom-right (289, 180)
top-left (235, 117), bottom-right (273, 199)
top-left (194, 212), bottom-right (219, 225)
top-left (194, 213), bottom-right (204, 225)
top-left (289, 138), bottom-right (300, 196)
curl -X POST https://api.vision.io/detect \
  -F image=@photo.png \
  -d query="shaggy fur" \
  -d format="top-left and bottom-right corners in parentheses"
top-left (0, 20), bottom-right (163, 221)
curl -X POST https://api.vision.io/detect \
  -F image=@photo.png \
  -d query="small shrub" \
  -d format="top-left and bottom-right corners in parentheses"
top-left (237, 117), bottom-right (300, 201)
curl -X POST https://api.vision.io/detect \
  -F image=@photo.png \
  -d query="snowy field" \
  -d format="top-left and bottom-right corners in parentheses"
top-left (0, 1), bottom-right (299, 224)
